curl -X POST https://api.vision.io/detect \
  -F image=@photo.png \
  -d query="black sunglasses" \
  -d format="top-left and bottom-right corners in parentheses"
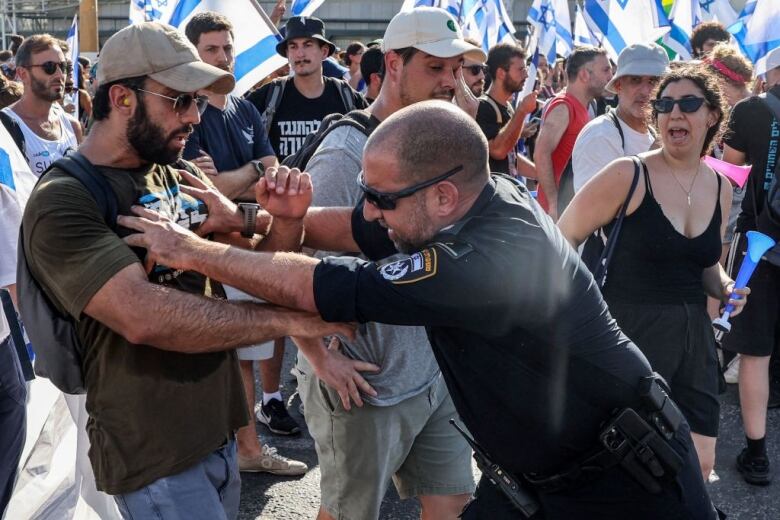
top-left (464, 64), bottom-right (488, 76)
top-left (29, 61), bottom-right (71, 75)
top-left (133, 88), bottom-right (209, 116)
top-left (652, 97), bottom-right (707, 114)
top-left (357, 165), bottom-right (464, 210)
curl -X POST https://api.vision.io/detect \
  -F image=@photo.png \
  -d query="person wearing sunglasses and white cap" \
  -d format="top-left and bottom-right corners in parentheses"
top-left (19, 22), bottom-right (351, 520)
top-left (572, 43), bottom-right (668, 192)
top-left (561, 64), bottom-right (749, 485)
top-left (2, 34), bottom-right (82, 176)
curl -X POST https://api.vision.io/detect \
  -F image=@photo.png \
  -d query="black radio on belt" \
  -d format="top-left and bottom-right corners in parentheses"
top-left (638, 373), bottom-right (683, 440)
top-left (449, 419), bottom-right (540, 518)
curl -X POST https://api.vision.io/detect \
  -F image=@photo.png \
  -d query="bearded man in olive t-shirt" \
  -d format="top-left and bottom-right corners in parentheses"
top-left (21, 23), bottom-right (348, 520)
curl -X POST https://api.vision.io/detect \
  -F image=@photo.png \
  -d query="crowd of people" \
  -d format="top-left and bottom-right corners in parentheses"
top-left (1, 4), bottom-right (779, 519)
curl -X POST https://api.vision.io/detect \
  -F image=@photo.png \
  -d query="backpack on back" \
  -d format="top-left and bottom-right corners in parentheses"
top-left (280, 110), bottom-right (374, 170)
top-left (17, 152), bottom-right (117, 394)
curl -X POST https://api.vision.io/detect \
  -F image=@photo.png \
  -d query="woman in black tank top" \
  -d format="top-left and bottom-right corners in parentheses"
top-left (560, 65), bottom-right (750, 483)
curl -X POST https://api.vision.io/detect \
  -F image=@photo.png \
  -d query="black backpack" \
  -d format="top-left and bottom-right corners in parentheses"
top-left (280, 110), bottom-right (374, 170)
top-left (17, 152), bottom-right (117, 394)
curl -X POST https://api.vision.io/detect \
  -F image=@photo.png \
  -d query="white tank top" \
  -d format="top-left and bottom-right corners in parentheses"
top-left (2, 105), bottom-right (78, 177)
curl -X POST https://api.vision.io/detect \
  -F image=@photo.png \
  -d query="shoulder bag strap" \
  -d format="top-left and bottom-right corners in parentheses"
top-left (593, 156), bottom-right (642, 285)
top-left (50, 151), bottom-right (118, 229)
top-left (607, 110), bottom-right (626, 151)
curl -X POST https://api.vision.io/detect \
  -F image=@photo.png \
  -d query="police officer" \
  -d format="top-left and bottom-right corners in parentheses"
top-left (121, 101), bottom-right (718, 519)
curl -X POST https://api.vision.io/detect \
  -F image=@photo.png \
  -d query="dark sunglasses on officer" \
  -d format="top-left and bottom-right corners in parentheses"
top-left (28, 60), bottom-right (71, 75)
top-left (357, 164), bottom-right (464, 211)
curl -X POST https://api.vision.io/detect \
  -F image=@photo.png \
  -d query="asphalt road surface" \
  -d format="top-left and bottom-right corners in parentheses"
top-left (238, 349), bottom-right (779, 520)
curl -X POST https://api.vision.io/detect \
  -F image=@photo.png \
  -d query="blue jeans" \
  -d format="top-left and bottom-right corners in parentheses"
top-left (114, 439), bottom-right (241, 520)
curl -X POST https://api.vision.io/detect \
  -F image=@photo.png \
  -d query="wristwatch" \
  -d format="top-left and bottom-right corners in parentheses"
top-left (238, 203), bottom-right (260, 238)
top-left (251, 159), bottom-right (265, 178)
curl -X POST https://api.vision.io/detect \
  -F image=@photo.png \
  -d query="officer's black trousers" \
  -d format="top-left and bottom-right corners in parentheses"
top-left (460, 421), bottom-right (718, 520)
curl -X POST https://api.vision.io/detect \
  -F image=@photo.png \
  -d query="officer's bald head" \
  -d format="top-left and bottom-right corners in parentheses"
top-left (364, 100), bottom-right (489, 192)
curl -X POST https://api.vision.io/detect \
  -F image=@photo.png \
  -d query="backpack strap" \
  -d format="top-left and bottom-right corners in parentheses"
top-left (262, 77), bottom-right (288, 136)
top-left (606, 110), bottom-right (626, 151)
top-left (48, 151), bottom-right (118, 229)
top-left (333, 78), bottom-right (357, 113)
top-left (483, 95), bottom-right (504, 125)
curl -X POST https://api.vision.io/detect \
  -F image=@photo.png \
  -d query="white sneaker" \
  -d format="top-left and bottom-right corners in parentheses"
top-left (237, 445), bottom-right (308, 476)
top-left (724, 355), bottom-right (741, 384)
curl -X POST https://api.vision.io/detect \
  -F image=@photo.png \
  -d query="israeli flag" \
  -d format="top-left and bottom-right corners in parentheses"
top-left (663, 0), bottom-right (702, 60)
top-left (730, 0), bottom-right (780, 76)
top-left (65, 14), bottom-right (79, 118)
top-left (130, 0), bottom-right (287, 96)
top-left (291, 0), bottom-right (325, 17)
top-left (129, 0), bottom-right (177, 24)
top-left (462, 0), bottom-right (517, 52)
top-left (583, 0), bottom-right (671, 62)
top-left (400, 0), bottom-right (471, 21)
top-left (699, 0), bottom-right (738, 27)
top-left (574, 2), bottom-right (597, 46)
top-left (527, 0), bottom-right (572, 63)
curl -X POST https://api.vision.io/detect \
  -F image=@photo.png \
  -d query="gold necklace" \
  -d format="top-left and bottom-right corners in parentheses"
top-left (664, 156), bottom-right (701, 206)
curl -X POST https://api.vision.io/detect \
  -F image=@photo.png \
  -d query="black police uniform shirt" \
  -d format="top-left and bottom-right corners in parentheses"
top-left (724, 84), bottom-right (780, 241)
top-left (313, 175), bottom-right (655, 475)
top-left (246, 77), bottom-right (367, 161)
top-left (476, 96), bottom-right (514, 175)
top-left (183, 94), bottom-right (274, 172)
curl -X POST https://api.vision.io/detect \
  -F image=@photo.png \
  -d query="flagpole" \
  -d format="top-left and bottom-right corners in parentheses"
top-left (79, 0), bottom-right (98, 52)
top-left (248, 0), bottom-right (283, 36)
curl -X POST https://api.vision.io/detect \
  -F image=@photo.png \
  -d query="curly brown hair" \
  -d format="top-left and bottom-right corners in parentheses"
top-left (651, 64), bottom-right (725, 157)
top-left (707, 42), bottom-right (753, 87)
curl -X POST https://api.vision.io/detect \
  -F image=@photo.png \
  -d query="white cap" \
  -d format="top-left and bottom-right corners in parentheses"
top-left (382, 7), bottom-right (487, 63)
top-left (766, 47), bottom-right (780, 72)
top-left (605, 43), bottom-right (669, 94)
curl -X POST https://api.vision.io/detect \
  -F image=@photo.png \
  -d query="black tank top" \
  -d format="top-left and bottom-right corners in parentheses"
top-left (602, 161), bottom-right (722, 305)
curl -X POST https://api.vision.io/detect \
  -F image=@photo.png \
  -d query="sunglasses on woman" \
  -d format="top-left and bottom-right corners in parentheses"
top-left (652, 97), bottom-right (707, 114)
top-left (29, 61), bottom-right (71, 75)
top-left (133, 87), bottom-right (209, 116)
top-left (357, 165), bottom-right (464, 211)
top-left (464, 64), bottom-right (488, 76)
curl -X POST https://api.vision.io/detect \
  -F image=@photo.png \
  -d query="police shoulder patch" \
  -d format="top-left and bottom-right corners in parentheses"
top-left (377, 247), bottom-right (438, 284)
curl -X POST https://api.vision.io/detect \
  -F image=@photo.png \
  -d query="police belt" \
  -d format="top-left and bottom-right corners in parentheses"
top-left (524, 374), bottom-right (685, 495)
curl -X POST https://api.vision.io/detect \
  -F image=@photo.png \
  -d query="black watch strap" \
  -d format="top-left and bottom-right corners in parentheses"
top-left (238, 203), bottom-right (260, 238)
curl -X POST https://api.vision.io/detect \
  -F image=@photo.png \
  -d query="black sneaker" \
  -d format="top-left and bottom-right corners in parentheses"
top-left (736, 448), bottom-right (772, 486)
top-left (256, 398), bottom-right (301, 435)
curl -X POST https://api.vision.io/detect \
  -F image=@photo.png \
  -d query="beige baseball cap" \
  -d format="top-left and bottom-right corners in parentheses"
top-left (382, 7), bottom-right (486, 63)
top-left (97, 22), bottom-right (235, 94)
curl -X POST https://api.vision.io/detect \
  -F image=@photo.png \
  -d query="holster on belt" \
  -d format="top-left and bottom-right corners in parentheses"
top-left (525, 374), bottom-right (685, 495)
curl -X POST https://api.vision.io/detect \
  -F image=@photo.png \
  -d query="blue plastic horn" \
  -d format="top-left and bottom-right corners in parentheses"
top-left (713, 230), bottom-right (777, 333)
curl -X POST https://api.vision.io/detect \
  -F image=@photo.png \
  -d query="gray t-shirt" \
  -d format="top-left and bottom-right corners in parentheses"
top-left (301, 124), bottom-right (440, 406)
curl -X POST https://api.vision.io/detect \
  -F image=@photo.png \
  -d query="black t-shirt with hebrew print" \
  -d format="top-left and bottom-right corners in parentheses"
top-left (247, 77), bottom-right (367, 161)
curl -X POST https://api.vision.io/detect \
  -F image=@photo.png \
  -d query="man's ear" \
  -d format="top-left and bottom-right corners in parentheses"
top-left (432, 181), bottom-right (460, 217)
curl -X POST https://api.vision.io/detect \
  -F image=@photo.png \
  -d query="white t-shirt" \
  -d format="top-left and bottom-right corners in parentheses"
top-left (0, 123), bottom-right (37, 340)
top-left (572, 112), bottom-right (655, 192)
top-left (2, 104), bottom-right (78, 177)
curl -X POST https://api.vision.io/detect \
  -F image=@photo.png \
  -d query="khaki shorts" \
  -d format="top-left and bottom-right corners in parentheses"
top-left (297, 370), bottom-right (474, 520)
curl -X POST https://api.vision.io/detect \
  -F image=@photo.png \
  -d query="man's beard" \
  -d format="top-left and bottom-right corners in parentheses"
top-left (30, 74), bottom-right (62, 102)
top-left (126, 100), bottom-right (192, 165)
top-left (503, 75), bottom-right (523, 94)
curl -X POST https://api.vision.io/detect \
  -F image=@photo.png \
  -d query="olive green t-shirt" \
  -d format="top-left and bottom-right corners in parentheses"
top-left (22, 162), bottom-right (249, 495)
